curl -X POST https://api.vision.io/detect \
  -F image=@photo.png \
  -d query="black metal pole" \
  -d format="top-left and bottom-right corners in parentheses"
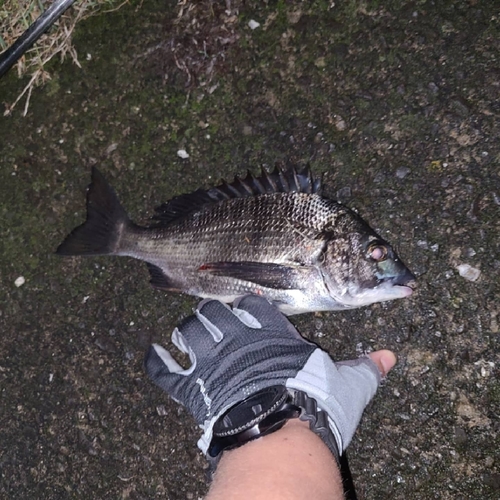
top-left (0, 0), bottom-right (76, 79)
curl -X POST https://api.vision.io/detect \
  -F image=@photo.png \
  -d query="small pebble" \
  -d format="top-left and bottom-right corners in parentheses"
top-left (396, 166), bottom-right (411, 179)
top-left (14, 276), bottom-right (25, 287)
top-left (465, 247), bottom-right (476, 258)
top-left (456, 264), bottom-right (481, 282)
top-left (248, 19), bottom-right (260, 30)
top-left (334, 115), bottom-right (346, 131)
top-left (156, 405), bottom-right (168, 416)
top-left (177, 149), bottom-right (189, 159)
top-left (314, 57), bottom-right (326, 68)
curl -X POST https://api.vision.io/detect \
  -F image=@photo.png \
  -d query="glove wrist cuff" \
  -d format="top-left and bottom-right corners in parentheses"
top-left (206, 385), bottom-right (340, 475)
top-left (293, 389), bottom-right (340, 462)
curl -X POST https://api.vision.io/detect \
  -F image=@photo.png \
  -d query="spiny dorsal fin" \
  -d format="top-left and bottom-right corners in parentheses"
top-left (152, 164), bottom-right (322, 225)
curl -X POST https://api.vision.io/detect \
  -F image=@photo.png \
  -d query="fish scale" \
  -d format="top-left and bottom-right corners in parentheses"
top-left (149, 194), bottom-right (328, 269)
top-left (57, 165), bottom-right (415, 315)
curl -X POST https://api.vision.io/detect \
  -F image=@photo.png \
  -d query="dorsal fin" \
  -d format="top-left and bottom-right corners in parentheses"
top-left (152, 164), bottom-right (322, 225)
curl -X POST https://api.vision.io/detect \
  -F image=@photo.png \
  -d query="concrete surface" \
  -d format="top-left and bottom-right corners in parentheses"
top-left (0, 1), bottom-right (498, 498)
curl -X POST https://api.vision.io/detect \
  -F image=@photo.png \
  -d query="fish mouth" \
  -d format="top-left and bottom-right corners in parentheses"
top-left (376, 281), bottom-right (413, 300)
top-left (385, 274), bottom-right (416, 298)
top-left (385, 267), bottom-right (416, 295)
top-left (392, 284), bottom-right (414, 297)
top-left (340, 274), bottom-right (416, 307)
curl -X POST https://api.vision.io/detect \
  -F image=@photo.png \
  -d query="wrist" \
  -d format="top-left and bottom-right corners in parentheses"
top-left (207, 415), bottom-right (343, 500)
top-left (206, 386), bottom-right (340, 474)
top-left (218, 417), bottom-right (333, 467)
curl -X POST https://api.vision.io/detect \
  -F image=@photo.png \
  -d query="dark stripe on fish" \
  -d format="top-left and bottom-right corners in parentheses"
top-left (198, 261), bottom-right (304, 290)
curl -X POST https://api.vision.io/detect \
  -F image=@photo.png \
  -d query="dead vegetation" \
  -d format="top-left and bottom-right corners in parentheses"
top-left (0, 0), bottom-right (243, 115)
top-left (0, 0), bottom-right (128, 115)
top-left (143, 0), bottom-right (242, 91)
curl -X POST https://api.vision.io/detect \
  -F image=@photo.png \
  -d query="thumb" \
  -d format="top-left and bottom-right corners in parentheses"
top-left (367, 349), bottom-right (397, 377)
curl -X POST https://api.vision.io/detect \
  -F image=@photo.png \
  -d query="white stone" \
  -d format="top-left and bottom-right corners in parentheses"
top-left (14, 276), bottom-right (25, 287)
top-left (248, 19), bottom-right (260, 30)
top-left (456, 264), bottom-right (481, 282)
top-left (177, 149), bottom-right (189, 159)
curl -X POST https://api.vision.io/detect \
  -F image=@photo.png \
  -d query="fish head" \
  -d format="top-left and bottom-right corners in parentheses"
top-left (321, 225), bottom-right (415, 309)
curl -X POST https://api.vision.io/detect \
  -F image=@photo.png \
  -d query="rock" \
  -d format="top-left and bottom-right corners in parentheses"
top-left (456, 264), bottom-right (481, 282)
top-left (14, 276), bottom-right (25, 287)
top-left (396, 166), bottom-right (411, 179)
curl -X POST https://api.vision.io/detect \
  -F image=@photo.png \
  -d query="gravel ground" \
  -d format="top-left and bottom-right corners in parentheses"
top-left (0, 1), bottom-right (498, 498)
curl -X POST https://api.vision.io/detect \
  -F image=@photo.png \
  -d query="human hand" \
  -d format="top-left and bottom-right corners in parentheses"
top-left (145, 295), bottom-right (395, 464)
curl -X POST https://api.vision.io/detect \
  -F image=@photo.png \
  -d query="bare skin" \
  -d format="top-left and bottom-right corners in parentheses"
top-left (206, 350), bottom-right (396, 500)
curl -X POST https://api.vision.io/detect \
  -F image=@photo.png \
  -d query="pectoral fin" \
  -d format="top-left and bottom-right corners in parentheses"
top-left (198, 261), bottom-right (304, 290)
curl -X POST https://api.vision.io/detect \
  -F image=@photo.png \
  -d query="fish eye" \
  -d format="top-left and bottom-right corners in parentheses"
top-left (367, 242), bottom-right (388, 262)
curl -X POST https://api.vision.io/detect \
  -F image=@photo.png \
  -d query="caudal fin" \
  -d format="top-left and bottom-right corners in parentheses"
top-left (56, 167), bottom-right (131, 256)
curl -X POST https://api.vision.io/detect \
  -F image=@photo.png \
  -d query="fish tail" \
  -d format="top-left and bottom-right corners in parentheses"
top-left (56, 167), bottom-right (132, 256)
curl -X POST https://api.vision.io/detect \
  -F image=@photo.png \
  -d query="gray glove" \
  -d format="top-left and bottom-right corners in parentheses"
top-left (145, 295), bottom-right (384, 457)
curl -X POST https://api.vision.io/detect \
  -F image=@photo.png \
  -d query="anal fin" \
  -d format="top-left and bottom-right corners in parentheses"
top-left (198, 261), bottom-right (303, 290)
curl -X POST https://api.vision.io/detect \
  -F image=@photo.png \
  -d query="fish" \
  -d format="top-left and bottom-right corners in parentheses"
top-left (56, 165), bottom-right (415, 315)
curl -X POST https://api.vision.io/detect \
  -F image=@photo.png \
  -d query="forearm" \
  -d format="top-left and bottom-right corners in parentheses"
top-left (206, 419), bottom-right (344, 500)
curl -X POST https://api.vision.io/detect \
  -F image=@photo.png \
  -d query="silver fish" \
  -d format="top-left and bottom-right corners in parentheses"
top-left (57, 165), bottom-right (415, 315)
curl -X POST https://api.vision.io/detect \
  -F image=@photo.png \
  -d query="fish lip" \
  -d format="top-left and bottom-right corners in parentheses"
top-left (386, 268), bottom-right (416, 289)
top-left (393, 284), bottom-right (414, 297)
top-left (395, 277), bottom-right (417, 290)
top-left (337, 280), bottom-right (414, 308)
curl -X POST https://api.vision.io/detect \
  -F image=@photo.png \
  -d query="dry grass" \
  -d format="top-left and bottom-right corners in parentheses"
top-left (0, 0), bottom-right (129, 115)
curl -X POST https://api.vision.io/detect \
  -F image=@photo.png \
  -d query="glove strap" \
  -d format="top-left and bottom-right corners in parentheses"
top-left (207, 385), bottom-right (339, 474)
top-left (293, 389), bottom-right (340, 463)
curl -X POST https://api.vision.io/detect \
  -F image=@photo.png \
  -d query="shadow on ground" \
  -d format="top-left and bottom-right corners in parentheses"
top-left (0, 1), bottom-right (499, 498)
